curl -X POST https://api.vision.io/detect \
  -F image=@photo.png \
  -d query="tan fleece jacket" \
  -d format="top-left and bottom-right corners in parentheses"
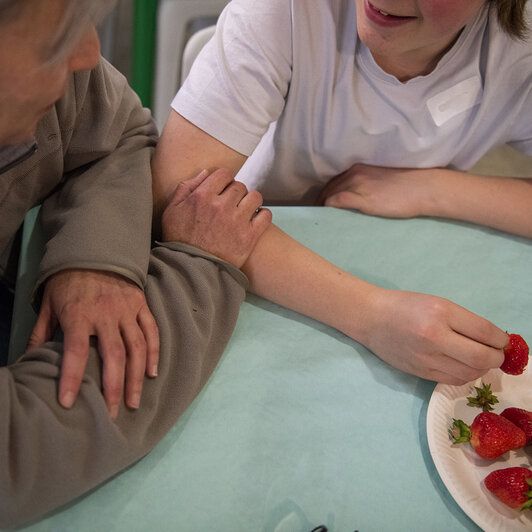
top-left (0, 58), bottom-right (248, 527)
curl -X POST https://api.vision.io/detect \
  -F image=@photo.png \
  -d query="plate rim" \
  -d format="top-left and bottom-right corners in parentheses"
top-left (426, 369), bottom-right (532, 532)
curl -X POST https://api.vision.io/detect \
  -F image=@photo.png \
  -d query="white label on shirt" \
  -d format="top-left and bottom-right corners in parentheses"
top-left (426, 76), bottom-right (482, 127)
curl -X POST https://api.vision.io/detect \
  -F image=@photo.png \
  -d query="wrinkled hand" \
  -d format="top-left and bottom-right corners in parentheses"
top-left (29, 269), bottom-right (159, 418)
top-left (319, 163), bottom-right (433, 218)
top-left (360, 288), bottom-right (508, 385)
top-left (161, 168), bottom-right (272, 268)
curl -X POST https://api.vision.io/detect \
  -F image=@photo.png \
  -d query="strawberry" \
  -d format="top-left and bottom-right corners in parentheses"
top-left (500, 333), bottom-right (529, 375)
top-left (501, 407), bottom-right (532, 445)
top-left (451, 412), bottom-right (526, 459)
top-left (467, 382), bottom-right (499, 412)
top-left (484, 467), bottom-right (532, 510)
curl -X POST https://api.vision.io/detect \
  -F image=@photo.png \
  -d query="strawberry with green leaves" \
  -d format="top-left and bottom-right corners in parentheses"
top-left (484, 467), bottom-right (532, 510)
top-left (451, 412), bottom-right (526, 459)
top-left (501, 334), bottom-right (529, 375)
top-left (501, 407), bottom-right (532, 445)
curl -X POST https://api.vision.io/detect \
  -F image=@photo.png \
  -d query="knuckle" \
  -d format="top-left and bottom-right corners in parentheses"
top-left (430, 298), bottom-right (449, 317)
top-left (105, 344), bottom-right (126, 362)
top-left (65, 339), bottom-right (88, 357)
top-left (466, 350), bottom-right (487, 369)
top-left (128, 336), bottom-right (148, 355)
top-left (247, 189), bottom-right (263, 204)
top-left (217, 168), bottom-right (234, 181)
top-left (189, 187), bottom-right (207, 206)
top-left (175, 181), bottom-right (188, 194)
top-left (129, 290), bottom-right (145, 307)
top-left (464, 367), bottom-right (485, 381)
top-left (259, 208), bottom-right (273, 223)
top-left (105, 385), bottom-right (123, 400)
top-left (231, 181), bottom-right (246, 193)
top-left (444, 375), bottom-right (469, 386)
top-left (62, 300), bottom-right (84, 317)
top-left (415, 320), bottom-right (441, 345)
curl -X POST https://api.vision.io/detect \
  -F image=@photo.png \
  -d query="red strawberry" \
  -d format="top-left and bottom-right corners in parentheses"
top-left (501, 407), bottom-right (532, 445)
top-left (451, 412), bottom-right (526, 459)
top-left (501, 334), bottom-right (529, 375)
top-left (484, 467), bottom-right (532, 510)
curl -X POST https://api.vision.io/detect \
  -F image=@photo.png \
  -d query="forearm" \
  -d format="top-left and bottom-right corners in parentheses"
top-left (0, 244), bottom-right (246, 527)
top-left (242, 224), bottom-right (378, 342)
top-left (39, 60), bottom-right (158, 293)
top-left (423, 169), bottom-right (532, 238)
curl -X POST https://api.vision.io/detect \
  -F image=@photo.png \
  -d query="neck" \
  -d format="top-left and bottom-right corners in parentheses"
top-left (371, 30), bottom-right (463, 82)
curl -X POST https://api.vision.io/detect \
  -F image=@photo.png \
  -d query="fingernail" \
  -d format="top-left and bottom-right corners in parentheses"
top-left (129, 393), bottom-right (141, 409)
top-left (150, 364), bottom-right (158, 377)
top-left (61, 391), bottom-right (75, 409)
top-left (109, 404), bottom-right (119, 420)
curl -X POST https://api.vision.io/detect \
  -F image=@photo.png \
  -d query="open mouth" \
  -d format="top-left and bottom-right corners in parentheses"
top-left (366, 1), bottom-right (417, 23)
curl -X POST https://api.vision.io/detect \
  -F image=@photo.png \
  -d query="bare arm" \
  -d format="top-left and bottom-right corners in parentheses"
top-left (320, 164), bottom-right (532, 238)
top-left (429, 170), bottom-right (532, 237)
top-left (153, 111), bottom-right (508, 385)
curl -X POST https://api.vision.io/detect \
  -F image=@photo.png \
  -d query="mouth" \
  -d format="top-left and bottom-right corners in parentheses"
top-left (365, 1), bottom-right (417, 25)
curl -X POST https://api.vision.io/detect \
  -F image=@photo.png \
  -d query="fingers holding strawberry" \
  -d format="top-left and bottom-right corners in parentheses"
top-left (501, 333), bottom-right (529, 375)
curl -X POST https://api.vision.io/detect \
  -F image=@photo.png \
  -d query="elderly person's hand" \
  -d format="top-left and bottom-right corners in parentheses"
top-left (28, 270), bottom-right (159, 419)
top-left (161, 168), bottom-right (272, 268)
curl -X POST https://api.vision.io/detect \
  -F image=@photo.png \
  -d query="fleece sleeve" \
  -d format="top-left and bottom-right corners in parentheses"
top-left (36, 58), bottom-right (158, 295)
top-left (0, 243), bottom-right (247, 528)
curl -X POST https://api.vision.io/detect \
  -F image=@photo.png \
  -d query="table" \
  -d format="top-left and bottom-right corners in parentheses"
top-left (7, 207), bottom-right (532, 531)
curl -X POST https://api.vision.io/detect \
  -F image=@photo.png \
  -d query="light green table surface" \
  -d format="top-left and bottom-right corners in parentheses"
top-left (7, 207), bottom-right (532, 532)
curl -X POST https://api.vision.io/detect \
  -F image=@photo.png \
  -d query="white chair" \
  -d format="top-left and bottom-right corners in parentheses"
top-left (152, 0), bottom-right (229, 132)
top-left (180, 25), bottom-right (217, 82)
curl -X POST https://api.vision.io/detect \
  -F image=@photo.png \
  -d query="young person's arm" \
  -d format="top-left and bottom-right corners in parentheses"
top-left (153, 111), bottom-right (509, 386)
top-left (320, 164), bottom-right (532, 238)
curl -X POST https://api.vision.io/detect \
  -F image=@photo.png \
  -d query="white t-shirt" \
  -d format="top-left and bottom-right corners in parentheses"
top-left (173, 0), bottom-right (532, 203)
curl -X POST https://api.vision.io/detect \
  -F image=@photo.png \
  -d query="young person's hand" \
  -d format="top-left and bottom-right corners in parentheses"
top-left (161, 168), bottom-right (272, 268)
top-left (319, 163), bottom-right (532, 238)
top-left (357, 287), bottom-right (508, 385)
top-left (319, 163), bottom-right (432, 217)
top-left (29, 270), bottom-right (159, 418)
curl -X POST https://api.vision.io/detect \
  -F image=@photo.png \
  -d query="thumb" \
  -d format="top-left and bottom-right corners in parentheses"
top-left (169, 169), bottom-right (210, 205)
top-left (28, 304), bottom-right (57, 350)
top-left (323, 191), bottom-right (357, 208)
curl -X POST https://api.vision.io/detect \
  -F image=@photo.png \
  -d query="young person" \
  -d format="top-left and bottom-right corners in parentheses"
top-left (0, 0), bottom-right (270, 526)
top-left (153, 0), bottom-right (532, 385)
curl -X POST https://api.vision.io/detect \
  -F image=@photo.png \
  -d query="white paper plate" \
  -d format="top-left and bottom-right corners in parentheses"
top-left (427, 369), bottom-right (532, 532)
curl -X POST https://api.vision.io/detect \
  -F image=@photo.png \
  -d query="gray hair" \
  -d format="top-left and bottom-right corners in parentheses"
top-left (0, 0), bottom-right (117, 61)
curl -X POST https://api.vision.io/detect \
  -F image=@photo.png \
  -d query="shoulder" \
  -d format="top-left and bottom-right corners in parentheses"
top-left (71, 58), bottom-right (130, 108)
top-left (54, 58), bottom-right (148, 132)
top-left (485, 5), bottom-right (532, 61)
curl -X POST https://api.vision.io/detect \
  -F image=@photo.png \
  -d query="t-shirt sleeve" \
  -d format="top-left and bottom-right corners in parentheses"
top-left (171, 0), bottom-right (293, 156)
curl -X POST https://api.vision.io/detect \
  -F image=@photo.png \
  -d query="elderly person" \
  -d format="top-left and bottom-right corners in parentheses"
top-left (0, 0), bottom-right (270, 527)
top-left (153, 0), bottom-right (532, 385)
